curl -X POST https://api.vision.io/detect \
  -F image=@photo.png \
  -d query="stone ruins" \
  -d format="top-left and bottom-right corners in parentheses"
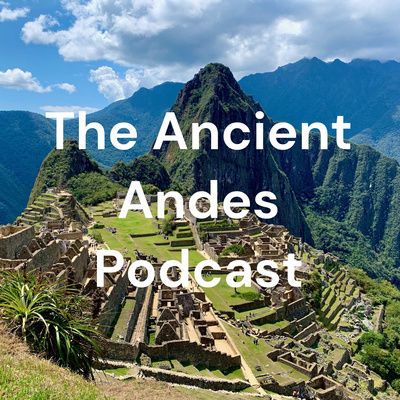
top-left (0, 189), bottom-right (396, 400)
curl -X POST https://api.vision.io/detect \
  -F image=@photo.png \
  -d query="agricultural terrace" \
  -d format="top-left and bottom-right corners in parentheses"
top-left (87, 202), bottom-right (204, 267)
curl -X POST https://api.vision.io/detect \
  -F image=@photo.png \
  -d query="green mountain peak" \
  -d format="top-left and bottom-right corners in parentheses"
top-left (29, 140), bottom-right (101, 203)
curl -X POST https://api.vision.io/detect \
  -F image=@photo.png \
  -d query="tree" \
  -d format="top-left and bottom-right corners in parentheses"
top-left (161, 213), bottom-right (175, 235)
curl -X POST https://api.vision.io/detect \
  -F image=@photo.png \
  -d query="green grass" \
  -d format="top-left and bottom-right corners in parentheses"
top-left (151, 359), bottom-right (245, 380)
top-left (235, 306), bottom-right (274, 320)
top-left (222, 322), bottom-right (308, 385)
top-left (103, 367), bottom-right (130, 376)
top-left (0, 327), bottom-right (104, 400)
top-left (222, 321), bottom-right (273, 375)
top-left (148, 331), bottom-right (156, 345)
top-left (255, 319), bottom-right (290, 332)
top-left (87, 203), bottom-right (205, 267)
top-left (111, 298), bottom-right (136, 340)
top-left (199, 273), bottom-right (260, 313)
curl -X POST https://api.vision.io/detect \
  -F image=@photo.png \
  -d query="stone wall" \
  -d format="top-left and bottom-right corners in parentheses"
top-left (260, 376), bottom-right (306, 397)
top-left (251, 301), bottom-right (303, 328)
top-left (301, 332), bottom-right (320, 347)
top-left (374, 305), bottom-right (385, 332)
top-left (139, 366), bottom-right (250, 392)
top-left (0, 225), bottom-right (34, 259)
top-left (286, 298), bottom-right (307, 320)
top-left (98, 268), bottom-right (130, 336)
top-left (130, 285), bottom-right (153, 344)
top-left (139, 340), bottom-right (241, 371)
top-left (277, 352), bottom-right (318, 378)
top-left (0, 258), bottom-right (22, 269)
top-left (294, 322), bottom-right (318, 341)
top-left (70, 245), bottom-right (89, 282)
top-left (125, 286), bottom-right (147, 342)
top-left (98, 337), bottom-right (139, 362)
top-left (231, 298), bottom-right (269, 313)
top-left (333, 349), bottom-right (351, 370)
top-left (296, 311), bottom-right (316, 330)
top-left (26, 240), bottom-right (61, 272)
top-left (56, 231), bottom-right (83, 241)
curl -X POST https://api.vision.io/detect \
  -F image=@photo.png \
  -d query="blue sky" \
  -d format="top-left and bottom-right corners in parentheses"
top-left (1, 0), bottom-right (400, 114)
top-left (0, 0), bottom-right (113, 112)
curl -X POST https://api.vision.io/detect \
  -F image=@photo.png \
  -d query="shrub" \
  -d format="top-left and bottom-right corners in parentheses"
top-left (392, 379), bottom-right (400, 393)
top-left (0, 272), bottom-right (99, 378)
top-left (221, 244), bottom-right (245, 256)
top-left (91, 230), bottom-right (104, 244)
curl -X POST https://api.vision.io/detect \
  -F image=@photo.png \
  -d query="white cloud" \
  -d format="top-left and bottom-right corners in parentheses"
top-left (0, 68), bottom-right (51, 93)
top-left (89, 66), bottom-right (138, 101)
top-left (20, 0), bottom-right (400, 89)
top-left (55, 83), bottom-right (76, 93)
top-left (89, 64), bottom-right (195, 100)
top-left (40, 105), bottom-right (98, 114)
top-left (21, 15), bottom-right (59, 44)
top-left (0, 4), bottom-right (29, 22)
top-left (0, 68), bottom-right (76, 93)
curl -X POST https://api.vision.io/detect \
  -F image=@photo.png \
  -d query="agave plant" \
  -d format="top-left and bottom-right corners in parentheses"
top-left (0, 271), bottom-right (99, 378)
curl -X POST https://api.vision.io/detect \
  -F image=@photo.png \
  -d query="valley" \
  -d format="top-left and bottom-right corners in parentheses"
top-left (1, 60), bottom-right (400, 400)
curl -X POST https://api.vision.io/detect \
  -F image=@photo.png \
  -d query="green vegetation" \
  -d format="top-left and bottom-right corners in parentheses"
top-left (357, 335), bottom-right (400, 391)
top-left (201, 273), bottom-right (260, 312)
top-left (160, 213), bottom-right (175, 235)
top-left (111, 298), bottom-right (136, 341)
top-left (0, 111), bottom-right (55, 224)
top-left (91, 230), bottom-right (104, 244)
top-left (349, 268), bottom-right (400, 305)
top-left (29, 140), bottom-right (122, 207)
top-left (0, 326), bottom-right (104, 400)
top-left (240, 57), bottom-right (400, 162)
top-left (63, 82), bottom-right (183, 168)
top-left (222, 322), bottom-right (307, 384)
top-left (304, 208), bottom-right (386, 278)
top-left (221, 244), bottom-right (245, 256)
top-left (0, 271), bottom-right (98, 378)
top-left (104, 367), bottom-right (130, 377)
top-left (150, 359), bottom-right (244, 381)
top-left (68, 172), bottom-right (122, 206)
top-left (87, 203), bottom-right (204, 266)
top-left (198, 219), bottom-right (239, 233)
top-left (29, 140), bottom-right (100, 203)
top-left (350, 269), bottom-right (400, 392)
top-left (302, 141), bottom-right (400, 282)
top-left (109, 154), bottom-right (171, 190)
top-left (302, 270), bottom-right (323, 309)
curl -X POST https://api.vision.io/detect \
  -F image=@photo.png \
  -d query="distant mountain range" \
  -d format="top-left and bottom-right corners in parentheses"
top-left (63, 81), bottom-right (184, 167)
top-left (2, 58), bottom-right (400, 260)
top-left (0, 111), bottom-right (54, 223)
top-left (0, 82), bottom-right (182, 223)
top-left (28, 63), bottom-right (400, 283)
top-left (240, 57), bottom-right (400, 161)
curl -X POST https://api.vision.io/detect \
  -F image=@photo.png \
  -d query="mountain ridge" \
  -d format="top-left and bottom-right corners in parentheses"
top-left (240, 57), bottom-right (400, 161)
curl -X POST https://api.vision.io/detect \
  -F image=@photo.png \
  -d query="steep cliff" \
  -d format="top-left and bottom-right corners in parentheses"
top-left (154, 63), bottom-right (312, 241)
